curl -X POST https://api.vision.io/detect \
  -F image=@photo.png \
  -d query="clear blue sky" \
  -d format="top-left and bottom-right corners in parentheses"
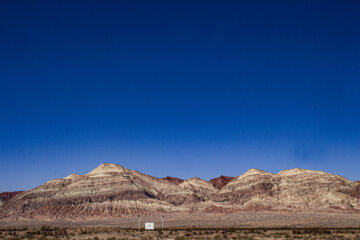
top-left (1, 0), bottom-right (359, 192)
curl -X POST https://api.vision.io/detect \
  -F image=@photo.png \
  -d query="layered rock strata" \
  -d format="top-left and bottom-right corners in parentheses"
top-left (1, 163), bottom-right (359, 219)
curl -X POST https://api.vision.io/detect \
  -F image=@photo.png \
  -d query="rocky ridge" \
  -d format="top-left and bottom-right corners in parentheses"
top-left (210, 176), bottom-right (234, 189)
top-left (161, 177), bottom-right (184, 184)
top-left (0, 191), bottom-right (23, 206)
top-left (1, 163), bottom-right (359, 220)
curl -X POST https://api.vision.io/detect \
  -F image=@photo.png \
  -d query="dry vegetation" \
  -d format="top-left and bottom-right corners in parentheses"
top-left (1, 227), bottom-right (360, 240)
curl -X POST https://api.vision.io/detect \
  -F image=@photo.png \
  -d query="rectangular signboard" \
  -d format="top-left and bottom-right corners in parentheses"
top-left (145, 222), bottom-right (154, 230)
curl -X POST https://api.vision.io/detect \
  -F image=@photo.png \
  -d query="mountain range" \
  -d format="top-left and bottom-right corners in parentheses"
top-left (1, 163), bottom-right (360, 221)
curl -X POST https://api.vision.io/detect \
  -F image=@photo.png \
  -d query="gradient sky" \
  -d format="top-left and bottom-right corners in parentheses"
top-left (1, 0), bottom-right (360, 192)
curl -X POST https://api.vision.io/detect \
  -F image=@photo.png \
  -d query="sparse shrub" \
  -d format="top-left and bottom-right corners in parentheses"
top-left (174, 237), bottom-right (185, 240)
top-left (214, 234), bottom-right (222, 240)
top-left (184, 232), bottom-right (191, 237)
top-left (41, 225), bottom-right (52, 231)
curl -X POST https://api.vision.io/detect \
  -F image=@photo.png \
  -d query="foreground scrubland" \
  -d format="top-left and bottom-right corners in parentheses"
top-left (1, 227), bottom-right (360, 240)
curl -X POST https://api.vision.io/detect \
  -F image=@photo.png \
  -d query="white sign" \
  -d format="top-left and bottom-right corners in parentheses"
top-left (145, 222), bottom-right (154, 230)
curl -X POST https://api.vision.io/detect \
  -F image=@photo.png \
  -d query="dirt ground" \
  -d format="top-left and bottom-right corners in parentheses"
top-left (2, 212), bottom-right (360, 239)
top-left (2, 211), bottom-right (360, 229)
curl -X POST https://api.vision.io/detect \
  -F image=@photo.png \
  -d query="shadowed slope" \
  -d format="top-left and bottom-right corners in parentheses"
top-left (210, 176), bottom-right (234, 189)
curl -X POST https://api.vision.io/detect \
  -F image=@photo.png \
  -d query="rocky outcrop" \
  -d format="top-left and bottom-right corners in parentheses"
top-left (0, 191), bottom-right (23, 206)
top-left (210, 176), bottom-right (234, 189)
top-left (210, 168), bottom-right (360, 211)
top-left (179, 177), bottom-right (218, 202)
top-left (351, 184), bottom-right (360, 199)
top-left (342, 183), bottom-right (360, 199)
top-left (1, 164), bottom-right (216, 218)
top-left (1, 164), bottom-right (360, 220)
top-left (0, 191), bottom-right (24, 218)
top-left (162, 176), bottom-right (184, 184)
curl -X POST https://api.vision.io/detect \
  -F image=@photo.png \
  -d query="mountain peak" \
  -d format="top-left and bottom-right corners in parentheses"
top-left (87, 163), bottom-right (127, 175)
top-left (184, 177), bottom-right (205, 182)
top-left (162, 176), bottom-right (184, 184)
top-left (242, 168), bottom-right (269, 176)
top-left (235, 168), bottom-right (273, 180)
top-left (64, 173), bottom-right (80, 179)
top-left (277, 168), bottom-right (327, 176)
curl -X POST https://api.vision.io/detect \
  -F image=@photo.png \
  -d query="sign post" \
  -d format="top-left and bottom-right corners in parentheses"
top-left (138, 215), bottom-right (141, 230)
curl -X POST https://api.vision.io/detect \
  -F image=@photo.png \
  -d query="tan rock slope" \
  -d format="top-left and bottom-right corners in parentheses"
top-left (1, 163), bottom-right (359, 220)
top-left (210, 168), bottom-right (360, 212)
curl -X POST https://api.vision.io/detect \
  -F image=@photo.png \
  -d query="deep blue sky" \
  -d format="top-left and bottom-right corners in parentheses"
top-left (1, 0), bottom-right (360, 192)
